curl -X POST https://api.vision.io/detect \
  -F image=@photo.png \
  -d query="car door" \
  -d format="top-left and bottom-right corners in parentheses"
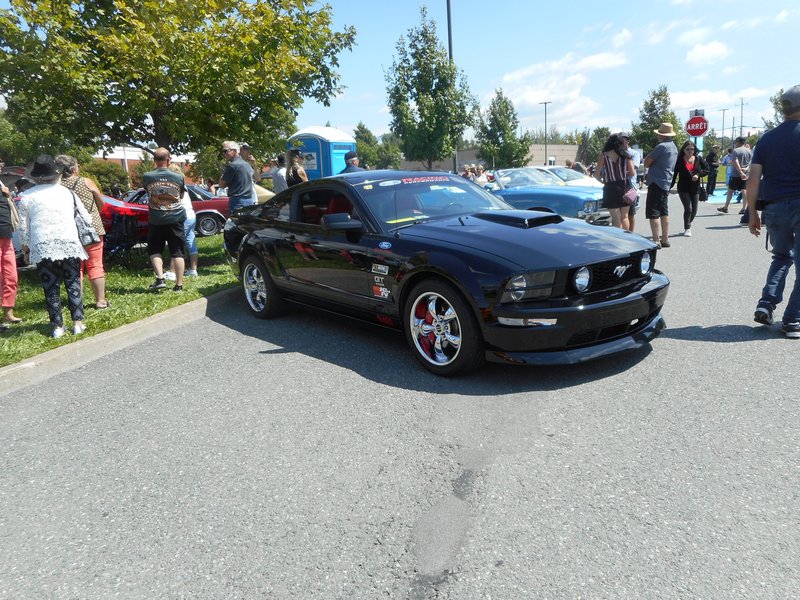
top-left (273, 186), bottom-right (373, 311)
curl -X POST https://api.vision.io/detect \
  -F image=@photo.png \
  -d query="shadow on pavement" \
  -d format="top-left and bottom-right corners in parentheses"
top-left (204, 290), bottom-right (655, 396)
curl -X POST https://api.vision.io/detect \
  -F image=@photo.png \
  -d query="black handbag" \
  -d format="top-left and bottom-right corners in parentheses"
top-left (72, 191), bottom-right (100, 246)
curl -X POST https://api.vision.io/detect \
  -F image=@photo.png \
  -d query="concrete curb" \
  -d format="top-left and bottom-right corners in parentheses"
top-left (0, 287), bottom-right (239, 397)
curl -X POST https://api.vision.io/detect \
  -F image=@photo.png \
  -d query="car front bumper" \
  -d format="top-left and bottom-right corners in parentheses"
top-left (482, 272), bottom-right (669, 365)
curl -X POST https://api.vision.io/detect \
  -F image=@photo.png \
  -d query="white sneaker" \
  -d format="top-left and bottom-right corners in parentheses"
top-left (73, 323), bottom-right (86, 335)
top-left (684, 229), bottom-right (692, 237)
top-left (185, 269), bottom-right (198, 277)
top-left (52, 326), bottom-right (65, 339)
top-left (163, 271), bottom-right (176, 281)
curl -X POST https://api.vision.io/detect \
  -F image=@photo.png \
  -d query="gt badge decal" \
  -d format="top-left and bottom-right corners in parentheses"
top-left (378, 242), bottom-right (392, 250)
top-left (372, 264), bottom-right (389, 275)
top-left (372, 286), bottom-right (391, 299)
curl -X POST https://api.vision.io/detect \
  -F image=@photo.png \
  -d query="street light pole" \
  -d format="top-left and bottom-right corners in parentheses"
top-left (446, 0), bottom-right (458, 174)
top-left (539, 101), bottom-right (551, 165)
top-left (719, 108), bottom-right (728, 149)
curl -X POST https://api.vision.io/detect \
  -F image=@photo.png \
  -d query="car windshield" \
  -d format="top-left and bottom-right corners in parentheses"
top-left (354, 174), bottom-right (511, 230)
top-left (187, 185), bottom-right (213, 200)
top-left (547, 167), bottom-right (589, 182)
top-left (494, 168), bottom-right (559, 189)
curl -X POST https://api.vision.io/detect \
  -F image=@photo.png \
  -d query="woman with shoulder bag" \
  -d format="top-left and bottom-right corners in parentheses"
top-left (55, 155), bottom-right (109, 309)
top-left (670, 140), bottom-right (709, 237)
top-left (595, 133), bottom-right (636, 229)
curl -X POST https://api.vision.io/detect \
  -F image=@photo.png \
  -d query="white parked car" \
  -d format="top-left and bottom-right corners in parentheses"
top-left (533, 165), bottom-right (604, 188)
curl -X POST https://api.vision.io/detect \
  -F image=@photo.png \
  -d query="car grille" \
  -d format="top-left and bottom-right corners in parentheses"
top-left (566, 308), bottom-right (661, 347)
top-left (588, 256), bottom-right (642, 290)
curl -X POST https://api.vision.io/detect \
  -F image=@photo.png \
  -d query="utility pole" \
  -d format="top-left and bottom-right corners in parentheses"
top-left (739, 98), bottom-right (744, 137)
top-left (539, 101), bottom-right (551, 165)
top-left (446, 0), bottom-right (457, 174)
top-left (719, 108), bottom-right (728, 149)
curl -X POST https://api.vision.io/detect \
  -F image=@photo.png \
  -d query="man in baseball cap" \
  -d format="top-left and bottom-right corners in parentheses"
top-left (340, 150), bottom-right (364, 173)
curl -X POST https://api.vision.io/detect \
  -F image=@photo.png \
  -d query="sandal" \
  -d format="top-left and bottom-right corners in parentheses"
top-left (661, 240), bottom-right (671, 248)
top-left (2, 316), bottom-right (23, 324)
top-left (95, 301), bottom-right (111, 309)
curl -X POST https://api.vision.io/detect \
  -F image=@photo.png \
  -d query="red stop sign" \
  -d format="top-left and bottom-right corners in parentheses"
top-left (685, 115), bottom-right (709, 136)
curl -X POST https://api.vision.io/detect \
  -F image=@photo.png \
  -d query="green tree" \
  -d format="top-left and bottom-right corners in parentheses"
top-left (385, 7), bottom-right (476, 170)
top-left (187, 146), bottom-right (226, 184)
top-left (0, 109), bottom-right (95, 166)
top-left (353, 122), bottom-right (379, 169)
top-left (584, 127), bottom-right (611, 164)
top-left (131, 156), bottom-right (155, 189)
top-left (0, 1), bottom-right (355, 155)
top-left (81, 160), bottom-right (130, 194)
top-left (475, 89), bottom-right (532, 168)
top-left (630, 85), bottom-right (684, 153)
top-left (761, 89), bottom-right (785, 130)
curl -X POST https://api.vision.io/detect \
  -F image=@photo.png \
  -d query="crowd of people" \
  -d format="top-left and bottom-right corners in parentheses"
top-left (3, 84), bottom-right (799, 341)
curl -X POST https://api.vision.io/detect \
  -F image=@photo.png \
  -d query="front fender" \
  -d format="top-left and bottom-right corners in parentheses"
top-left (397, 250), bottom-right (508, 322)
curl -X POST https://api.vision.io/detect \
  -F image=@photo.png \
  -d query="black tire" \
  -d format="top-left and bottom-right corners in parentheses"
top-left (241, 254), bottom-right (285, 318)
top-left (403, 279), bottom-right (485, 376)
top-left (196, 213), bottom-right (222, 236)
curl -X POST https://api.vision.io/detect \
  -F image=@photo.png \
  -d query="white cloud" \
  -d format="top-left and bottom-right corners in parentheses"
top-left (686, 41), bottom-right (731, 65)
top-left (677, 27), bottom-right (711, 46)
top-left (643, 20), bottom-right (683, 44)
top-left (775, 10), bottom-right (793, 23)
top-left (612, 29), bottom-right (632, 48)
top-left (721, 17), bottom-right (768, 31)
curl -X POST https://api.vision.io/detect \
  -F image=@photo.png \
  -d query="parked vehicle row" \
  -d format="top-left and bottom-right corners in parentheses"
top-left (486, 167), bottom-right (610, 225)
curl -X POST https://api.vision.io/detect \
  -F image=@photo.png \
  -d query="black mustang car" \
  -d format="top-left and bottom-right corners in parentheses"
top-left (223, 171), bottom-right (669, 376)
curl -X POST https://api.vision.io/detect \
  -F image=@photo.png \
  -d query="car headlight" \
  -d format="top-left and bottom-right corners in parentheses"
top-left (582, 200), bottom-right (597, 214)
top-left (574, 266), bottom-right (591, 293)
top-left (639, 251), bottom-right (652, 275)
top-left (500, 271), bottom-right (556, 303)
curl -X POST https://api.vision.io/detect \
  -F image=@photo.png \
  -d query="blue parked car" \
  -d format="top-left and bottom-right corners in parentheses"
top-left (488, 167), bottom-right (609, 225)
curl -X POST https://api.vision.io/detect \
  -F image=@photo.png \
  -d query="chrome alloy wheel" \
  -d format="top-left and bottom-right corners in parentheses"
top-left (243, 261), bottom-right (267, 313)
top-left (409, 291), bottom-right (462, 365)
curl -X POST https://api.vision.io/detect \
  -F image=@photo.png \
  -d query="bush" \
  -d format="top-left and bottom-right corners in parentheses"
top-left (83, 160), bottom-right (130, 195)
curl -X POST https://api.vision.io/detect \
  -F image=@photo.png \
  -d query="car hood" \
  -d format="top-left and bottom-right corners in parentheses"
top-left (496, 185), bottom-right (602, 199)
top-left (398, 210), bottom-right (654, 269)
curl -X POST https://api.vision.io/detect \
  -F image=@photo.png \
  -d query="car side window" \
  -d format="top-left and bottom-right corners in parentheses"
top-left (294, 188), bottom-right (359, 226)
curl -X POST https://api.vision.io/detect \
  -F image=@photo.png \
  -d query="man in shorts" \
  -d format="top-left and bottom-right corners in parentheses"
top-left (643, 123), bottom-right (678, 247)
top-left (718, 136), bottom-right (752, 214)
top-left (142, 148), bottom-right (186, 291)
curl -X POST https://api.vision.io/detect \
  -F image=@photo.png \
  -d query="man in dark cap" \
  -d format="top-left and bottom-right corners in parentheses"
top-left (340, 150), bottom-right (364, 173)
top-left (747, 84), bottom-right (800, 338)
top-left (704, 144), bottom-right (720, 197)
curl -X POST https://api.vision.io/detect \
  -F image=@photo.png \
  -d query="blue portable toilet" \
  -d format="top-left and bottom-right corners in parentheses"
top-left (287, 126), bottom-right (356, 180)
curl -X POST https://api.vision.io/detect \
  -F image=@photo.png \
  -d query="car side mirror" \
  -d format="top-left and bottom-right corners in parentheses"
top-left (321, 213), bottom-right (363, 231)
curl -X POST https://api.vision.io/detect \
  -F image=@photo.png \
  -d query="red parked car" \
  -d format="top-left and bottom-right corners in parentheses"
top-left (106, 184), bottom-right (231, 238)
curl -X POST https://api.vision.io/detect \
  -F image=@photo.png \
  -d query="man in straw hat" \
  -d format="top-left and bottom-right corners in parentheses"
top-left (643, 122), bottom-right (679, 247)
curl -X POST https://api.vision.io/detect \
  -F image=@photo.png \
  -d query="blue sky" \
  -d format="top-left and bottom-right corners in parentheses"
top-left (2, 1), bottom-right (796, 143)
top-left (297, 1), bottom-right (799, 140)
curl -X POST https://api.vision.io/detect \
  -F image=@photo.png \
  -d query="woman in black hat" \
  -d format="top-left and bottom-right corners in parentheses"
top-left (17, 154), bottom-right (91, 338)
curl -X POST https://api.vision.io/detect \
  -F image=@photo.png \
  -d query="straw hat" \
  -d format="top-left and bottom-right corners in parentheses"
top-left (653, 123), bottom-right (676, 137)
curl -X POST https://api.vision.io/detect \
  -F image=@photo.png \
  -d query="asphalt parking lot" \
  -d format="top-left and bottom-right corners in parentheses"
top-left (1, 198), bottom-right (797, 599)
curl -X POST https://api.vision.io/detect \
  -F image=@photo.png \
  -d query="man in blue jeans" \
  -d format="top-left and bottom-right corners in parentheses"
top-left (218, 141), bottom-right (254, 212)
top-left (747, 84), bottom-right (800, 338)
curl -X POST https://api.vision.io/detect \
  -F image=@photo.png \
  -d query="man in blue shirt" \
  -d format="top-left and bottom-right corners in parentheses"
top-left (747, 84), bottom-right (800, 338)
top-left (340, 150), bottom-right (365, 174)
top-left (218, 141), bottom-right (255, 212)
top-left (643, 123), bottom-right (679, 247)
